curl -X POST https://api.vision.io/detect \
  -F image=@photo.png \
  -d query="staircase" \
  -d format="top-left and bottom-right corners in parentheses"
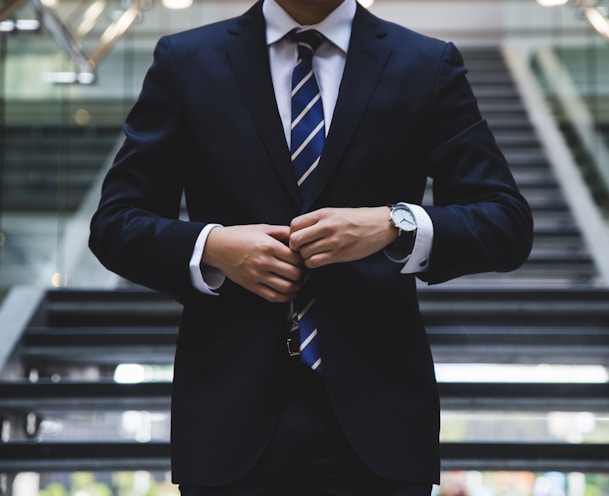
top-left (1, 47), bottom-right (608, 490)
top-left (0, 103), bottom-right (124, 291)
top-left (1, 286), bottom-right (608, 474)
top-left (444, 48), bottom-right (599, 286)
top-left (1, 125), bottom-right (120, 212)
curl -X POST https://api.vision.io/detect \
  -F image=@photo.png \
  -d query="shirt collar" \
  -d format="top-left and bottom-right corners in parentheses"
top-left (263, 0), bottom-right (356, 53)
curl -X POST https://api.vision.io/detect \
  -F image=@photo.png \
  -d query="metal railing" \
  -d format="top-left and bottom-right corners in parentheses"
top-left (573, 0), bottom-right (609, 41)
top-left (0, 0), bottom-right (147, 84)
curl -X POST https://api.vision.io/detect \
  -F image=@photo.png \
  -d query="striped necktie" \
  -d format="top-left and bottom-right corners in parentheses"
top-left (289, 29), bottom-right (325, 205)
top-left (289, 29), bottom-right (325, 373)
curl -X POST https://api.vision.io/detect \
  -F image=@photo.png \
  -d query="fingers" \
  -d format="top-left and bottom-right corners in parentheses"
top-left (200, 207), bottom-right (392, 302)
top-left (255, 272), bottom-right (303, 303)
top-left (289, 207), bottom-right (396, 268)
top-left (262, 225), bottom-right (303, 268)
top-left (289, 209), bottom-right (328, 252)
top-left (289, 209), bottom-right (341, 267)
top-left (263, 224), bottom-right (291, 246)
top-left (203, 224), bottom-right (305, 303)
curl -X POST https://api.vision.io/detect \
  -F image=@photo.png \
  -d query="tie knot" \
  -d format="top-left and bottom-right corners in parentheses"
top-left (288, 29), bottom-right (325, 59)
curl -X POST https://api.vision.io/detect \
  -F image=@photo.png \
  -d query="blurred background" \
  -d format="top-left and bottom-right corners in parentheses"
top-left (1, 0), bottom-right (609, 494)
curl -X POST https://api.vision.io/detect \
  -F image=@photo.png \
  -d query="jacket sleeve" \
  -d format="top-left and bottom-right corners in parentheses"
top-left (420, 42), bottom-right (533, 284)
top-left (89, 36), bottom-right (205, 303)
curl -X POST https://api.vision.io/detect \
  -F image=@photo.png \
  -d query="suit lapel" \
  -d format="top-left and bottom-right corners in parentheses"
top-left (225, 2), bottom-right (301, 208)
top-left (224, 3), bottom-right (391, 213)
top-left (303, 6), bottom-right (391, 212)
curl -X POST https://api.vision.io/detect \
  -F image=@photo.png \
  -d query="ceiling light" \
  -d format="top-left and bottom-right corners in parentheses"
top-left (43, 71), bottom-right (96, 84)
top-left (15, 19), bottom-right (40, 30)
top-left (162, 0), bottom-right (192, 9)
top-left (536, 0), bottom-right (569, 6)
top-left (0, 19), bottom-right (40, 31)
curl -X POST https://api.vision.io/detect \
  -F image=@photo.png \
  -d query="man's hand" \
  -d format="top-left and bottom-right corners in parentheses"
top-left (202, 225), bottom-right (305, 303)
top-left (289, 207), bottom-right (397, 268)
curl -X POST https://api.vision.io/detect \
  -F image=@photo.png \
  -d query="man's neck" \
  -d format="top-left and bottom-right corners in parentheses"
top-left (275, 0), bottom-right (346, 25)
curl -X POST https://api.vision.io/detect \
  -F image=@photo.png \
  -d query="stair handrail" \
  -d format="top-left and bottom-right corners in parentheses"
top-left (5, 0), bottom-right (146, 84)
top-left (29, 0), bottom-right (96, 83)
top-left (502, 45), bottom-right (609, 284)
top-left (35, 134), bottom-right (122, 289)
top-left (0, 286), bottom-right (45, 375)
top-left (0, 0), bottom-right (28, 22)
top-left (534, 46), bottom-right (609, 198)
top-left (573, 0), bottom-right (609, 41)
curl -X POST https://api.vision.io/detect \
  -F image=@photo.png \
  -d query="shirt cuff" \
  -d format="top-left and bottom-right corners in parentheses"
top-left (189, 224), bottom-right (225, 295)
top-left (384, 203), bottom-right (433, 274)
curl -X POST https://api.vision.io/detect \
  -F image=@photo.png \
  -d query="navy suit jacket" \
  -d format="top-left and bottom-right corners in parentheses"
top-left (90, 1), bottom-right (533, 487)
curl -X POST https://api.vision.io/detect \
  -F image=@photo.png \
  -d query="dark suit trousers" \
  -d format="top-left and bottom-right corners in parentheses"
top-left (179, 357), bottom-right (432, 496)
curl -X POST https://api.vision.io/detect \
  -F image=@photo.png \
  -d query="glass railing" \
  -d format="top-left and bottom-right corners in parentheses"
top-left (0, 0), bottom-right (245, 296)
top-left (505, 0), bottom-right (609, 217)
top-left (0, 0), bottom-right (145, 295)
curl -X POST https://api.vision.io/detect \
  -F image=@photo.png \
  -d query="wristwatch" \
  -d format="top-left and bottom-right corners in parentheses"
top-left (387, 203), bottom-right (417, 257)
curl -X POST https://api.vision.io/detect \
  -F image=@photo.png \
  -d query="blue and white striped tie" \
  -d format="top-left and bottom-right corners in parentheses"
top-left (289, 29), bottom-right (325, 373)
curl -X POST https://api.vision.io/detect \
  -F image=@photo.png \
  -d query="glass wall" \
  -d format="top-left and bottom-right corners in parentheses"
top-left (0, 0), bottom-right (249, 295)
top-left (3, 0), bottom-right (608, 296)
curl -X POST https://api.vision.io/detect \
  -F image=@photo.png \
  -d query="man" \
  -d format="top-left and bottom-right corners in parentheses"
top-left (89, 0), bottom-right (533, 494)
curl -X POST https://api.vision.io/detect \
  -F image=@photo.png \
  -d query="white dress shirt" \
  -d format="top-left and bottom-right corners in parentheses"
top-left (189, 0), bottom-right (434, 294)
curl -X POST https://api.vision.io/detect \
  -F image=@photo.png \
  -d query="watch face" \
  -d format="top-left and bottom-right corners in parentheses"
top-left (392, 206), bottom-right (416, 232)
